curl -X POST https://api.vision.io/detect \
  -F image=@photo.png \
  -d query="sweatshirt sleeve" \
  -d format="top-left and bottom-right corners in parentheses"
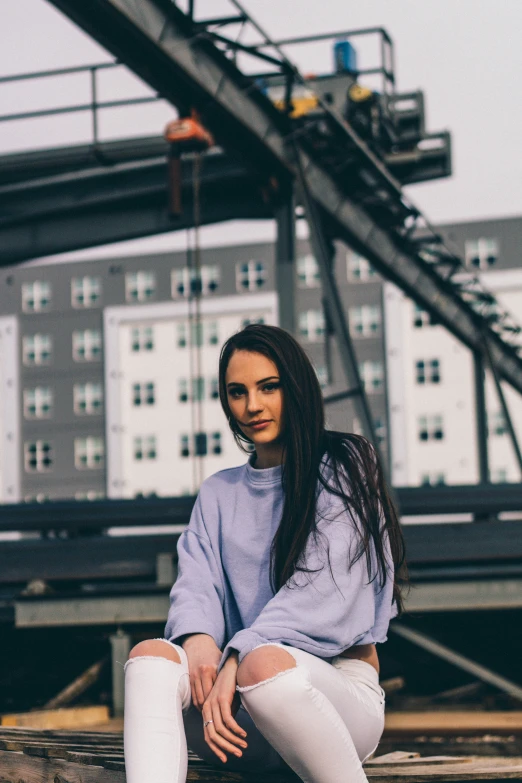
top-left (217, 488), bottom-right (394, 675)
top-left (164, 490), bottom-right (226, 650)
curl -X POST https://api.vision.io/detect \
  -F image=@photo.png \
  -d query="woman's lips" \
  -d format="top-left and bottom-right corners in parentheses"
top-left (248, 420), bottom-right (271, 430)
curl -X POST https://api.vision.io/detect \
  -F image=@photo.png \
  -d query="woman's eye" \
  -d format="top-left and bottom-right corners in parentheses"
top-left (263, 383), bottom-right (279, 392)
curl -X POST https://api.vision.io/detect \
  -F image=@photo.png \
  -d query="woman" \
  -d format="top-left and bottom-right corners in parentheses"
top-left (124, 323), bottom-right (408, 783)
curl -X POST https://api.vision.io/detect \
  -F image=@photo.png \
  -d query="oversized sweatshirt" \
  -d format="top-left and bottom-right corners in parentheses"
top-left (165, 451), bottom-right (398, 675)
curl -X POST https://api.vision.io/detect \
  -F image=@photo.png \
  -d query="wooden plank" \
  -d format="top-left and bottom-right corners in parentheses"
top-left (384, 712), bottom-right (522, 735)
top-left (0, 705), bottom-right (110, 729)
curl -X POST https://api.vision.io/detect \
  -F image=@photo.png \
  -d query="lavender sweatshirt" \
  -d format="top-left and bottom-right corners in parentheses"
top-left (165, 452), bottom-right (398, 675)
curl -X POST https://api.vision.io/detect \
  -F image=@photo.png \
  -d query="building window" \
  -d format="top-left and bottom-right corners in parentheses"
top-left (172, 265), bottom-right (220, 298)
top-left (131, 326), bottom-right (154, 352)
top-left (241, 317), bottom-right (265, 328)
top-left (420, 472), bottom-right (446, 486)
top-left (346, 252), bottom-right (376, 282)
top-left (211, 432), bottom-right (222, 455)
top-left (491, 467), bottom-right (508, 483)
top-left (349, 305), bottom-right (381, 337)
top-left (359, 361), bottom-right (384, 393)
top-left (297, 254), bottom-right (320, 288)
top-left (179, 432), bottom-right (208, 456)
top-left (75, 436), bottom-right (105, 469)
top-left (24, 387), bottom-right (53, 419)
top-left (177, 322), bottom-right (187, 348)
top-left (191, 321), bottom-right (203, 347)
top-left (23, 334), bottom-right (52, 366)
top-left (236, 260), bottom-right (266, 292)
top-left (133, 382), bottom-right (155, 406)
top-left (71, 276), bottom-right (101, 308)
top-left (374, 417), bottom-right (387, 446)
top-left (134, 435), bottom-right (157, 460)
top-left (415, 358), bottom-right (441, 384)
top-left (126, 271), bottom-right (156, 302)
top-left (489, 410), bottom-right (507, 436)
top-left (418, 414), bottom-right (444, 442)
top-left (72, 329), bottom-right (102, 362)
top-left (74, 383), bottom-right (103, 415)
top-left (298, 309), bottom-right (325, 342)
top-left (25, 440), bottom-right (53, 472)
top-left (22, 280), bottom-right (52, 312)
top-left (180, 434), bottom-right (190, 458)
top-left (179, 378), bottom-right (188, 403)
top-left (465, 238), bottom-right (498, 269)
top-left (314, 365), bottom-right (328, 389)
top-left (208, 320), bottom-right (219, 345)
top-left (210, 377), bottom-right (219, 400)
top-left (75, 490), bottom-right (105, 501)
top-left (413, 303), bottom-right (437, 328)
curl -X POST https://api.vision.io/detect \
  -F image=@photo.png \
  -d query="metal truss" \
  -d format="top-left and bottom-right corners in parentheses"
top-left (44, 0), bottom-right (522, 404)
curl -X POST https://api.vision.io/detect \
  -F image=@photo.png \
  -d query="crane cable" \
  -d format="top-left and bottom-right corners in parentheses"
top-left (186, 152), bottom-right (205, 493)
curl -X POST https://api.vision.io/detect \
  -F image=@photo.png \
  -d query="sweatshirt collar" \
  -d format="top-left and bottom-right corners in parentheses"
top-left (245, 452), bottom-right (283, 486)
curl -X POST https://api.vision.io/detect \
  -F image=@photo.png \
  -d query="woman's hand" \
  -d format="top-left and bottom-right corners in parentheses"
top-left (181, 633), bottom-right (223, 712)
top-left (202, 653), bottom-right (248, 764)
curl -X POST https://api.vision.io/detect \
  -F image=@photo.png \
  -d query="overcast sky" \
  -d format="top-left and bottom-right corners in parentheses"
top-left (2, 0), bottom-right (521, 263)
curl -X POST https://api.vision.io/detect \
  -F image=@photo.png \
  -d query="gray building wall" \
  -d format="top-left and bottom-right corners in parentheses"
top-left (1, 214), bottom-right (519, 501)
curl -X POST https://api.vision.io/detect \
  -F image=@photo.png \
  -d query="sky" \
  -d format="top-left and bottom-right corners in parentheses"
top-left (1, 0), bottom-right (521, 263)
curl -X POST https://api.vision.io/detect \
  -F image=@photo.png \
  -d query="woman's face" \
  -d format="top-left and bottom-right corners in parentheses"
top-left (225, 350), bottom-right (284, 447)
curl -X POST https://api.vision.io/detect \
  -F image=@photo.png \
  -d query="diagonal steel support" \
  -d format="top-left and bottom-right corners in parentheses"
top-left (481, 335), bottom-right (522, 478)
top-left (291, 144), bottom-right (379, 452)
top-left (390, 623), bottom-right (522, 702)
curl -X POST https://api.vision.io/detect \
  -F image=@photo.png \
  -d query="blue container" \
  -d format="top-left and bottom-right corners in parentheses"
top-left (334, 39), bottom-right (357, 73)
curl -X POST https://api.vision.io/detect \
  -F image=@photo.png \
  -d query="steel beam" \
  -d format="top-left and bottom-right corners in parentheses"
top-left (0, 153), bottom-right (270, 265)
top-left (390, 623), bottom-right (522, 701)
top-left (46, 0), bottom-right (522, 396)
top-left (473, 351), bottom-right (490, 485)
top-left (275, 188), bottom-right (296, 334)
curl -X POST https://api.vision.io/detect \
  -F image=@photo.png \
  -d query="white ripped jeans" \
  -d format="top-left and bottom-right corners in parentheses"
top-left (124, 638), bottom-right (386, 783)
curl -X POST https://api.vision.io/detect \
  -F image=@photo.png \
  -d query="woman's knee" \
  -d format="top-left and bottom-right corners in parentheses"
top-left (237, 644), bottom-right (296, 688)
top-left (128, 639), bottom-right (182, 664)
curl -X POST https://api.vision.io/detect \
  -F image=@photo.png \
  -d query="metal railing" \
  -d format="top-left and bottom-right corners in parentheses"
top-left (0, 61), bottom-right (162, 146)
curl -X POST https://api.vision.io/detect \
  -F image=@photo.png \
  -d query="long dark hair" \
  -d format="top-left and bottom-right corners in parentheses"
top-left (218, 323), bottom-right (409, 614)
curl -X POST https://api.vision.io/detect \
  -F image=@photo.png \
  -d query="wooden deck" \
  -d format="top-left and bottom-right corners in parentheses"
top-left (1, 727), bottom-right (522, 783)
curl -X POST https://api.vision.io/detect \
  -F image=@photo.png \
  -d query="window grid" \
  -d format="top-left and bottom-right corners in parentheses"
top-left (359, 361), bottom-right (384, 393)
top-left (346, 252), bottom-right (376, 282)
top-left (134, 435), bottom-right (157, 460)
top-left (72, 329), bottom-right (102, 362)
top-left (420, 472), bottom-right (446, 486)
top-left (298, 309), bottom-right (326, 342)
top-left (132, 382), bottom-right (155, 406)
top-left (413, 304), bottom-right (435, 329)
top-left (415, 359), bottom-right (441, 384)
top-left (465, 238), bottom-right (498, 269)
top-left (71, 276), bottom-right (101, 308)
top-left (23, 334), bottom-right (52, 366)
top-left (418, 414), bottom-right (444, 442)
top-left (210, 377), bottom-right (219, 400)
top-left (75, 437), bottom-right (105, 469)
top-left (126, 271), bottom-right (156, 302)
top-left (131, 326), bottom-right (154, 352)
top-left (171, 265), bottom-right (220, 298)
top-left (236, 260), bottom-right (266, 292)
top-left (211, 432), bottom-right (222, 455)
top-left (297, 254), bottom-right (321, 288)
top-left (23, 387), bottom-right (53, 419)
top-left (349, 305), bottom-right (381, 337)
top-left (24, 440), bottom-right (53, 472)
top-left (75, 490), bottom-right (105, 501)
top-left (22, 281), bottom-right (52, 312)
top-left (74, 383), bottom-right (103, 415)
top-left (241, 317), bottom-right (265, 328)
top-left (490, 411), bottom-right (507, 436)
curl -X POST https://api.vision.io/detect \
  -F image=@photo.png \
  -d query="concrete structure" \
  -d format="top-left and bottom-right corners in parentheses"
top-left (0, 215), bottom-right (520, 502)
